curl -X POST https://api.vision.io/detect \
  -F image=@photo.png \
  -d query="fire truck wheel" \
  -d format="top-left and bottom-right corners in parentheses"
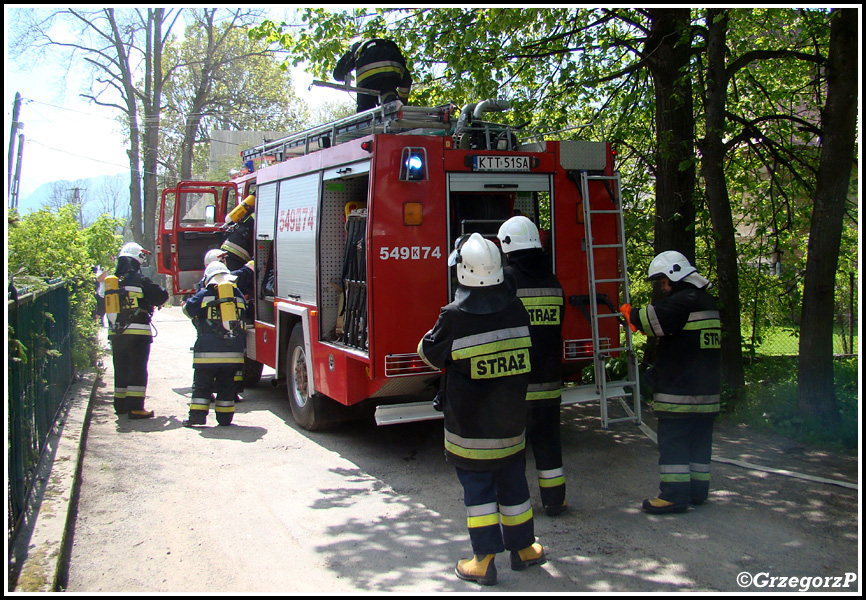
top-left (242, 356), bottom-right (264, 387)
top-left (286, 323), bottom-right (333, 431)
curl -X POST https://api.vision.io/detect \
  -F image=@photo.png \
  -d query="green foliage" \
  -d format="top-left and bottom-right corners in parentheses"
top-left (250, 8), bottom-right (858, 440)
top-left (723, 356), bottom-right (858, 451)
top-left (159, 12), bottom-right (309, 181)
top-left (8, 206), bottom-right (123, 371)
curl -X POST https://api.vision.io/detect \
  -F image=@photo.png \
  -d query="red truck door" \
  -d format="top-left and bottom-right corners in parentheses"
top-left (157, 181), bottom-right (238, 296)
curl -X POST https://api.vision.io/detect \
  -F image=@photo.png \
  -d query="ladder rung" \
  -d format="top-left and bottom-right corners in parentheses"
top-left (599, 346), bottom-right (629, 353)
top-left (590, 243), bottom-right (624, 249)
top-left (588, 209), bottom-right (622, 214)
top-left (595, 278), bottom-right (625, 284)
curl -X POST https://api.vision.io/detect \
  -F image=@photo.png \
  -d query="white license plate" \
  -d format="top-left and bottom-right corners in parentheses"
top-left (473, 155), bottom-right (530, 172)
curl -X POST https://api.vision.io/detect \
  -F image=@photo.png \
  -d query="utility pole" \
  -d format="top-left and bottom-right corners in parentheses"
top-left (8, 92), bottom-right (23, 208)
top-left (10, 132), bottom-right (25, 211)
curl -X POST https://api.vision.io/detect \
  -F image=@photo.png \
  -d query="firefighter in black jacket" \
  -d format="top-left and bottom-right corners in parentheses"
top-left (498, 216), bottom-right (567, 517)
top-left (106, 242), bottom-right (169, 419)
top-left (418, 232), bottom-right (545, 586)
top-left (182, 262), bottom-right (247, 427)
top-left (622, 251), bottom-right (721, 514)
top-left (333, 38), bottom-right (412, 112)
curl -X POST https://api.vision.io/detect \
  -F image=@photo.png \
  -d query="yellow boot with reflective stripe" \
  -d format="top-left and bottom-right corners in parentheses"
top-left (511, 542), bottom-right (546, 571)
top-left (642, 497), bottom-right (688, 514)
top-left (455, 554), bottom-right (497, 586)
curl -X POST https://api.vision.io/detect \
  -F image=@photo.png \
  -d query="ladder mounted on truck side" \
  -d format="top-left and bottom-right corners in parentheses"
top-left (241, 101), bottom-right (456, 164)
top-left (561, 171), bottom-right (642, 429)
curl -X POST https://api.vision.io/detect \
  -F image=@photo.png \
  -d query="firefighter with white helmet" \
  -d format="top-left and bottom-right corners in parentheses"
top-left (418, 232), bottom-right (545, 585)
top-left (182, 261), bottom-right (247, 427)
top-left (621, 250), bottom-right (721, 514)
top-left (107, 242), bottom-right (169, 419)
top-left (498, 216), bottom-right (567, 517)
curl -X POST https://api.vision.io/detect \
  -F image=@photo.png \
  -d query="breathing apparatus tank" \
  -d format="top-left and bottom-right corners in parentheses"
top-left (104, 275), bottom-right (120, 314)
top-left (217, 281), bottom-right (238, 331)
top-left (225, 195), bottom-right (255, 225)
top-left (204, 261), bottom-right (239, 332)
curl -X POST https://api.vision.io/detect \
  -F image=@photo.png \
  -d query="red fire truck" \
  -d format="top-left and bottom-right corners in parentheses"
top-left (157, 100), bottom-right (640, 430)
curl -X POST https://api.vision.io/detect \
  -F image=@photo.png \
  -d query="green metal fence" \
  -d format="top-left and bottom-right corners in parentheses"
top-left (7, 280), bottom-right (73, 537)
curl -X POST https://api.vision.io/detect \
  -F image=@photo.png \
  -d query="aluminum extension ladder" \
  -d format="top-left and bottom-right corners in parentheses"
top-left (561, 171), bottom-right (642, 428)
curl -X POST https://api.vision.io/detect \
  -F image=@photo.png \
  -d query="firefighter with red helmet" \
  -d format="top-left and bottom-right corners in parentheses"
top-left (418, 232), bottom-right (545, 586)
top-left (106, 242), bottom-right (169, 419)
top-left (622, 251), bottom-right (721, 514)
top-left (182, 262), bottom-right (247, 427)
top-left (498, 216), bottom-right (568, 517)
top-left (333, 38), bottom-right (412, 112)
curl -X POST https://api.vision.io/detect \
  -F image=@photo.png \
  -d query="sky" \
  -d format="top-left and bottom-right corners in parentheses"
top-left (4, 7), bottom-right (347, 202)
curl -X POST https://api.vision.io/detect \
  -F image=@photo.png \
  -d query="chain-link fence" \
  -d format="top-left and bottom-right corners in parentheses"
top-left (744, 314), bottom-right (858, 358)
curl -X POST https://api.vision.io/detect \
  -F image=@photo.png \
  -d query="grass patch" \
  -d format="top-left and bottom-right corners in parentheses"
top-left (722, 356), bottom-right (859, 452)
top-left (743, 325), bottom-right (858, 357)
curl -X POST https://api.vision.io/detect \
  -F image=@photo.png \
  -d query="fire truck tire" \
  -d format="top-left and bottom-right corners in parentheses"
top-left (242, 355), bottom-right (264, 387)
top-left (286, 323), bottom-right (336, 431)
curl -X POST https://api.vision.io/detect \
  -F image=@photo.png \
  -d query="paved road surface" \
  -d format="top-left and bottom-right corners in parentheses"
top-left (63, 307), bottom-right (860, 593)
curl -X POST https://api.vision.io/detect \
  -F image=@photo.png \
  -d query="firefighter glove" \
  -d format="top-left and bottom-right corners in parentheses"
top-left (620, 303), bottom-right (639, 334)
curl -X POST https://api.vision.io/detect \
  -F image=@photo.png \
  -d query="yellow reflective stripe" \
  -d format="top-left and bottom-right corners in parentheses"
top-left (214, 405), bottom-right (235, 413)
top-left (691, 472), bottom-right (711, 481)
top-left (683, 320), bottom-right (721, 330)
top-left (655, 402), bottom-right (720, 413)
top-left (466, 502), bottom-right (499, 529)
top-left (539, 476), bottom-right (565, 488)
top-left (499, 500), bottom-right (533, 527)
top-left (654, 393), bottom-right (720, 413)
top-left (116, 327), bottom-right (152, 336)
top-left (451, 327), bottom-right (532, 360)
top-left (518, 293), bottom-right (564, 305)
top-left (467, 514), bottom-right (501, 529)
top-left (527, 383), bottom-right (562, 402)
top-left (194, 356), bottom-right (245, 364)
top-left (189, 402), bottom-right (210, 411)
top-left (445, 430), bottom-right (525, 461)
top-left (640, 305), bottom-right (664, 337)
top-left (538, 467), bottom-right (565, 488)
top-left (222, 240), bottom-right (251, 260)
top-left (357, 62), bottom-right (405, 79)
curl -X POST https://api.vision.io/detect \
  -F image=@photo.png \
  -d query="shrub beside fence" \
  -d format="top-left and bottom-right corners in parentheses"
top-left (7, 280), bottom-right (74, 538)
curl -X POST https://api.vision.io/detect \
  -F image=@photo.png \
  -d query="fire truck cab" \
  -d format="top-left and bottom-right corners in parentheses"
top-left (158, 100), bottom-right (639, 431)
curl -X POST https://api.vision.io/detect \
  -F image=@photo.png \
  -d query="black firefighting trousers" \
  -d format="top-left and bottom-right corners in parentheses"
top-left (111, 335), bottom-right (151, 414)
top-left (455, 456), bottom-right (535, 556)
top-left (656, 416), bottom-right (714, 505)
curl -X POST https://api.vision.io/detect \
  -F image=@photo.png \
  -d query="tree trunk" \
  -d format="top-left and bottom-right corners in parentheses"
top-left (797, 8), bottom-right (858, 422)
top-left (141, 8), bottom-right (166, 256)
top-left (645, 9), bottom-right (696, 262)
top-left (699, 9), bottom-right (745, 391)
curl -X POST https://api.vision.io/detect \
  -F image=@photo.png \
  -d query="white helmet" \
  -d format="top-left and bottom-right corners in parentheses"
top-left (204, 261), bottom-right (236, 286)
top-left (449, 232), bottom-right (503, 288)
top-left (497, 216), bottom-right (541, 253)
top-left (647, 250), bottom-right (696, 282)
top-left (118, 242), bottom-right (150, 265)
top-left (204, 249), bottom-right (227, 267)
